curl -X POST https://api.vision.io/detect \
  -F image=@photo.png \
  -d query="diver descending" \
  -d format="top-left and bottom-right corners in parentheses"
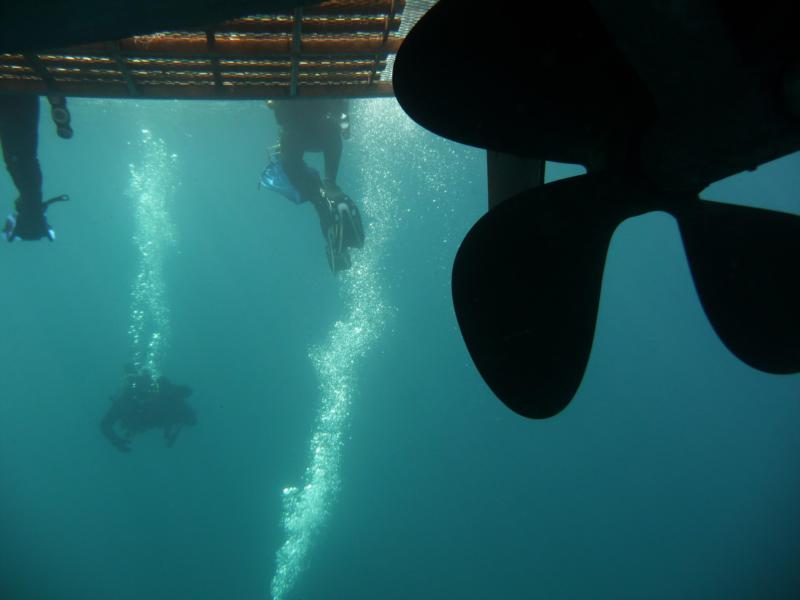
top-left (0, 94), bottom-right (72, 241)
top-left (102, 127), bottom-right (185, 453)
top-left (101, 366), bottom-right (196, 452)
top-left (270, 99), bottom-right (408, 600)
top-left (261, 98), bottom-right (365, 272)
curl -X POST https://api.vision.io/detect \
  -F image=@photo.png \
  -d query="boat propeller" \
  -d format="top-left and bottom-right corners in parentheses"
top-left (393, 0), bottom-right (800, 418)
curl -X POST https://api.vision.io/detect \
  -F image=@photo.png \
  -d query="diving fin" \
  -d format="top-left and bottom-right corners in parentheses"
top-left (324, 211), bottom-right (347, 273)
top-left (2, 214), bottom-right (15, 241)
top-left (338, 196), bottom-right (364, 249)
top-left (325, 230), bottom-right (351, 273)
top-left (260, 159), bottom-right (304, 204)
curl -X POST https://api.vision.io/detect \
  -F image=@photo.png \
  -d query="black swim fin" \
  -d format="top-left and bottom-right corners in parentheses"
top-left (325, 243), bottom-right (351, 273)
top-left (324, 216), bottom-right (351, 274)
top-left (338, 196), bottom-right (364, 249)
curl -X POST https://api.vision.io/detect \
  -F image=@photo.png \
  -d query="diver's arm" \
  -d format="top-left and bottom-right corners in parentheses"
top-left (164, 424), bottom-right (181, 447)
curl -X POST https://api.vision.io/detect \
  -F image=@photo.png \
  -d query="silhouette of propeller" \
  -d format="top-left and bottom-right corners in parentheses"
top-left (676, 199), bottom-right (800, 375)
top-left (452, 173), bottom-right (800, 418)
top-left (394, 0), bottom-right (800, 418)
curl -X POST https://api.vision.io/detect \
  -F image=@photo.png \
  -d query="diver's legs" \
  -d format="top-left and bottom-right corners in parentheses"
top-left (280, 132), bottom-right (321, 201)
top-left (319, 123), bottom-right (344, 203)
top-left (320, 123), bottom-right (342, 183)
top-left (0, 95), bottom-right (42, 204)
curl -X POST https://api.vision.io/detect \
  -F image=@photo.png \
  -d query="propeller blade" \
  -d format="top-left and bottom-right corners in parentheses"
top-left (486, 150), bottom-right (544, 210)
top-left (452, 173), bottom-right (640, 418)
top-left (392, 0), bottom-right (654, 166)
top-left (677, 200), bottom-right (800, 374)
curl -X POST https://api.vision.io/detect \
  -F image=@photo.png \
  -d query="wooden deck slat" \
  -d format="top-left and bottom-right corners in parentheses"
top-left (23, 57), bottom-right (386, 72)
top-left (214, 17), bottom-right (401, 34)
top-left (58, 35), bottom-right (403, 58)
top-left (302, 0), bottom-right (406, 16)
top-left (368, 0), bottom-right (397, 84)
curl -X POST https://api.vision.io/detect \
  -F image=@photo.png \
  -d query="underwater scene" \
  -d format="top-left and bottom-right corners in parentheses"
top-left (1, 97), bottom-right (799, 599)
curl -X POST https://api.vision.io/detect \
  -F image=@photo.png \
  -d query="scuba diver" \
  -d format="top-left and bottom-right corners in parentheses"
top-left (0, 94), bottom-right (71, 242)
top-left (261, 98), bottom-right (365, 273)
top-left (101, 366), bottom-right (197, 452)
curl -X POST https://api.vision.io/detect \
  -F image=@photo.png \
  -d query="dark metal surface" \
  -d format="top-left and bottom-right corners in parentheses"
top-left (0, 1), bottom-right (319, 53)
top-left (394, 0), bottom-right (800, 418)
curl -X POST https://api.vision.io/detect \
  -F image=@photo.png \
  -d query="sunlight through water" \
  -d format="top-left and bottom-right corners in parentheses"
top-left (127, 128), bottom-right (178, 380)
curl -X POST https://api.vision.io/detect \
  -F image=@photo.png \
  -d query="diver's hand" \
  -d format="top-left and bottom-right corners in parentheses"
top-left (112, 438), bottom-right (131, 453)
top-left (164, 426), bottom-right (179, 447)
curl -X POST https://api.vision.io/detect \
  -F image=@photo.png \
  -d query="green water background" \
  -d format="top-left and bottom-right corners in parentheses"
top-left (1, 97), bottom-right (799, 599)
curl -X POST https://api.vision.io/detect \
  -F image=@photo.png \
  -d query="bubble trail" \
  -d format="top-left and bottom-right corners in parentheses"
top-left (127, 128), bottom-right (178, 379)
top-left (269, 99), bottom-right (425, 600)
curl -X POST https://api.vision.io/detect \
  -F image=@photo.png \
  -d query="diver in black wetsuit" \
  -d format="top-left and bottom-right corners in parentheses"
top-left (267, 99), bottom-right (364, 271)
top-left (0, 94), bottom-right (71, 241)
top-left (271, 98), bottom-right (349, 201)
top-left (101, 368), bottom-right (197, 452)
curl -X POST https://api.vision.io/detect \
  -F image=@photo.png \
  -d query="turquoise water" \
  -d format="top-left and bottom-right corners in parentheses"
top-left (1, 97), bottom-right (799, 599)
